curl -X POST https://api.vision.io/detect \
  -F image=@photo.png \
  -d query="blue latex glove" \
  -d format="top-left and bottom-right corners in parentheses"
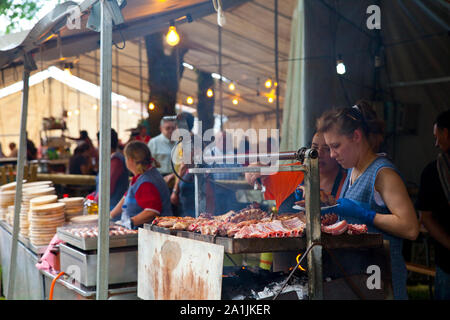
top-left (321, 198), bottom-right (376, 225)
top-left (294, 183), bottom-right (304, 202)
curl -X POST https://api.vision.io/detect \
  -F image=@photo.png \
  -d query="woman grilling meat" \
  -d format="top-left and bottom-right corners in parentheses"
top-left (318, 100), bottom-right (419, 299)
top-left (110, 141), bottom-right (172, 230)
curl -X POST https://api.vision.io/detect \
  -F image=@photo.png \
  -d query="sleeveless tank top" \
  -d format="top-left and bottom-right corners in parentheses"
top-left (340, 156), bottom-right (408, 300)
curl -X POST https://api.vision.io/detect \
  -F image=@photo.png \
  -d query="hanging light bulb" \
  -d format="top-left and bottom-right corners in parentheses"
top-left (166, 24), bottom-right (180, 47)
top-left (232, 98), bottom-right (239, 105)
top-left (74, 109), bottom-right (80, 115)
top-left (228, 82), bottom-right (236, 91)
top-left (265, 78), bottom-right (272, 88)
top-left (268, 97), bottom-right (274, 103)
top-left (336, 55), bottom-right (346, 75)
top-left (64, 64), bottom-right (72, 76)
top-left (217, 6), bottom-right (226, 27)
top-left (148, 102), bottom-right (156, 111)
top-left (67, 111), bottom-right (73, 117)
top-left (206, 88), bottom-right (214, 98)
top-left (186, 96), bottom-right (194, 105)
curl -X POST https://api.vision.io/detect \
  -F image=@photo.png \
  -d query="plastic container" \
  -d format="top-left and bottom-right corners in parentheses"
top-left (84, 195), bottom-right (98, 215)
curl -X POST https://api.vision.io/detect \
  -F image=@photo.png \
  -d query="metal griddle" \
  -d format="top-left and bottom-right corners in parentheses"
top-left (145, 224), bottom-right (383, 254)
top-left (57, 224), bottom-right (138, 251)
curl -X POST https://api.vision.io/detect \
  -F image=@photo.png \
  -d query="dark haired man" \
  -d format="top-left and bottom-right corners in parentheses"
top-left (417, 110), bottom-right (450, 300)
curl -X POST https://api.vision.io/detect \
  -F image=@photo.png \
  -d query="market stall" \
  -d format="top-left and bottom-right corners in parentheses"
top-left (137, 148), bottom-right (394, 300)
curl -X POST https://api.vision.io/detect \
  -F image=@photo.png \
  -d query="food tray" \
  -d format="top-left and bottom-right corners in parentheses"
top-left (57, 224), bottom-right (138, 251)
top-left (145, 224), bottom-right (383, 254)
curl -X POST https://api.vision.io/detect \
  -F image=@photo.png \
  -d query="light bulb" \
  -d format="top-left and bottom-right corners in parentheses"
top-left (268, 97), bottom-right (274, 103)
top-left (265, 79), bottom-right (272, 88)
top-left (206, 89), bottom-right (214, 98)
top-left (148, 102), bottom-right (156, 111)
top-left (92, 104), bottom-right (98, 110)
top-left (217, 7), bottom-right (226, 27)
top-left (74, 109), bottom-right (79, 115)
top-left (232, 98), bottom-right (238, 105)
top-left (166, 26), bottom-right (180, 46)
top-left (336, 60), bottom-right (346, 75)
top-left (228, 82), bottom-right (236, 91)
top-left (67, 111), bottom-right (72, 117)
top-left (186, 96), bottom-right (194, 105)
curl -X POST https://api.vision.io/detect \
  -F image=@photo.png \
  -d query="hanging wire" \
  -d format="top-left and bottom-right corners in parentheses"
top-left (112, 28), bottom-right (126, 50)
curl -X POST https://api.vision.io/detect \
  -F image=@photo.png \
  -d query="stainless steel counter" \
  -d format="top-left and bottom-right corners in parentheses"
top-left (40, 270), bottom-right (138, 300)
top-left (0, 221), bottom-right (45, 299)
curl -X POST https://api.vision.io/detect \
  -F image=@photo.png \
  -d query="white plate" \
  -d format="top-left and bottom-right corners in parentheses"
top-left (292, 204), bottom-right (339, 211)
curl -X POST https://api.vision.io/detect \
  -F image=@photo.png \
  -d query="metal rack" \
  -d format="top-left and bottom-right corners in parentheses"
top-left (187, 147), bottom-right (324, 299)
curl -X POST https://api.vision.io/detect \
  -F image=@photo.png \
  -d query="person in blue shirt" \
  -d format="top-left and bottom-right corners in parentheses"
top-left (318, 100), bottom-right (419, 300)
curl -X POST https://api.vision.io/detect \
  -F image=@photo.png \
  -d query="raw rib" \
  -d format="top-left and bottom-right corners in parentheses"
top-left (321, 220), bottom-right (348, 235)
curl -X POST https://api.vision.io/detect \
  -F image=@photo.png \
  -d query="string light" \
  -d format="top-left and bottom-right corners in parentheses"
top-left (232, 98), bottom-right (239, 105)
top-left (268, 97), bottom-right (274, 103)
top-left (336, 55), bottom-right (346, 75)
top-left (67, 111), bottom-right (72, 116)
top-left (74, 109), bottom-right (79, 115)
top-left (265, 78), bottom-right (272, 88)
top-left (206, 88), bottom-right (214, 98)
top-left (148, 102), bottom-right (156, 111)
top-left (228, 82), bottom-right (236, 91)
top-left (166, 24), bottom-right (180, 46)
top-left (186, 96), bottom-right (194, 105)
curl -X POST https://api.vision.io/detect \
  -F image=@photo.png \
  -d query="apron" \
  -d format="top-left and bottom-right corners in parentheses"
top-left (339, 156), bottom-right (408, 300)
top-left (120, 167), bottom-right (172, 229)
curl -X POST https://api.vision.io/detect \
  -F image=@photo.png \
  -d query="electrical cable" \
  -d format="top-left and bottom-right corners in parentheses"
top-left (49, 271), bottom-right (65, 300)
top-left (170, 136), bottom-right (193, 184)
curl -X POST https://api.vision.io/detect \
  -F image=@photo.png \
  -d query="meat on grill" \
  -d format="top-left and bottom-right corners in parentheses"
top-left (347, 223), bottom-right (368, 235)
top-left (321, 220), bottom-right (348, 235)
top-left (153, 209), bottom-right (367, 238)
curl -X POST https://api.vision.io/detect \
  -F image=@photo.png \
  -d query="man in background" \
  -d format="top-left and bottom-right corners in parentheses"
top-left (417, 110), bottom-right (450, 300)
top-left (148, 117), bottom-right (176, 187)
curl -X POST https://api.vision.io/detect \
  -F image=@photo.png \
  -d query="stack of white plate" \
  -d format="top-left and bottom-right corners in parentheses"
top-left (0, 190), bottom-right (16, 222)
top-left (7, 205), bottom-right (15, 225)
top-left (23, 186), bottom-right (56, 238)
top-left (27, 195), bottom-right (58, 238)
top-left (29, 202), bottom-right (66, 246)
top-left (58, 197), bottom-right (85, 221)
top-left (0, 181), bottom-right (25, 222)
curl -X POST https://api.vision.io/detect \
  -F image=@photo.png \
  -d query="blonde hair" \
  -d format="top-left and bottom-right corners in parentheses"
top-left (124, 141), bottom-right (152, 174)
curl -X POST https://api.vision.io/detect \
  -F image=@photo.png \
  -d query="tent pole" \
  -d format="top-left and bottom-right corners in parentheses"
top-left (139, 39), bottom-right (143, 120)
top-left (219, 25), bottom-right (223, 130)
top-left (96, 0), bottom-right (112, 300)
top-left (274, 0), bottom-right (280, 130)
top-left (6, 56), bottom-right (33, 300)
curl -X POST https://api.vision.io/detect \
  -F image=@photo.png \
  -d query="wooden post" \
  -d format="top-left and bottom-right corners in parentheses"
top-left (7, 165), bottom-right (14, 183)
top-left (29, 164), bottom-right (38, 182)
top-left (304, 154), bottom-right (323, 299)
top-left (0, 166), bottom-right (6, 185)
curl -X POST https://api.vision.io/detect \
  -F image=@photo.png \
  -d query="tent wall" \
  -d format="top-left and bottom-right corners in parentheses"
top-left (0, 78), bottom-right (142, 153)
top-left (381, 0), bottom-right (450, 186)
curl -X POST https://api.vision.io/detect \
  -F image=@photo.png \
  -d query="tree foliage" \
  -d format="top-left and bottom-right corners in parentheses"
top-left (0, 0), bottom-right (42, 34)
